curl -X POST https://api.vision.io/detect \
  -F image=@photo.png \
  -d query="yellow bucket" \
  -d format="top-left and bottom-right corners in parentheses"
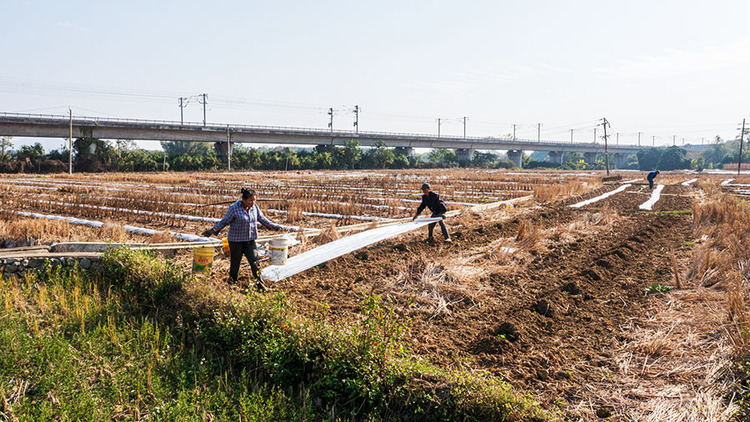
top-left (222, 237), bottom-right (230, 256)
top-left (192, 246), bottom-right (214, 274)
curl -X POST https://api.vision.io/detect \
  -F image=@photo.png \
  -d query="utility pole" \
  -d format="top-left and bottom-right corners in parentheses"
top-left (537, 123), bottom-right (541, 142)
top-left (593, 127), bottom-right (597, 143)
top-left (353, 105), bottom-right (359, 133)
top-left (437, 118), bottom-right (442, 137)
top-left (200, 94), bottom-right (207, 127)
top-left (652, 136), bottom-right (655, 146)
top-left (179, 97), bottom-right (186, 125)
top-left (226, 125), bottom-right (232, 171)
top-left (69, 107), bottom-right (73, 175)
top-left (328, 108), bottom-right (334, 132)
top-left (600, 118), bottom-right (611, 176)
top-left (638, 132), bottom-right (641, 147)
top-left (739, 118), bottom-right (746, 175)
top-left (616, 133), bottom-right (619, 145)
top-left (463, 116), bottom-right (468, 138)
top-left (512, 124), bottom-right (516, 141)
top-left (570, 129), bottom-right (574, 144)
top-left (673, 135), bottom-right (676, 146)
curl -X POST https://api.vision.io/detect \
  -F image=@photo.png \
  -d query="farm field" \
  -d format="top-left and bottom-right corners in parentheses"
top-left (1, 169), bottom-right (748, 420)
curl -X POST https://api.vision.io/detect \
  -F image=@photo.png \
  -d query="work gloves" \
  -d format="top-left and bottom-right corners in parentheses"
top-left (201, 229), bottom-right (214, 237)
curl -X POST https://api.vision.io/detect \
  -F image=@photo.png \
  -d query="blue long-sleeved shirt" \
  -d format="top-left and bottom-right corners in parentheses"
top-left (647, 171), bottom-right (658, 181)
top-left (210, 200), bottom-right (280, 242)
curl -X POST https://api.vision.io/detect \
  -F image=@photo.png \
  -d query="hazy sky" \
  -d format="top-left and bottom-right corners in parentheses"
top-left (1, 0), bottom-right (748, 151)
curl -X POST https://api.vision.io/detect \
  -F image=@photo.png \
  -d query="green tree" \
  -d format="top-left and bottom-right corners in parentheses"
top-left (0, 137), bottom-right (12, 160)
top-left (73, 138), bottom-right (116, 172)
top-left (427, 148), bottom-right (457, 167)
top-left (161, 141), bottom-right (210, 157)
top-left (657, 146), bottom-right (691, 170)
top-left (637, 148), bottom-right (662, 171)
top-left (364, 141), bottom-right (395, 169)
top-left (341, 140), bottom-right (362, 169)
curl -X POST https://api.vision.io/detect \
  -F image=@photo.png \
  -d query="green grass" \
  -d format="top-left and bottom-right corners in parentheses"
top-left (659, 210), bottom-right (693, 216)
top-left (0, 248), bottom-right (553, 421)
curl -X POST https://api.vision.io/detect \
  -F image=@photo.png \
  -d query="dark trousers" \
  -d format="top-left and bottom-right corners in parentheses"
top-left (648, 179), bottom-right (654, 189)
top-left (228, 240), bottom-right (259, 282)
top-left (428, 212), bottom-right (450, 239)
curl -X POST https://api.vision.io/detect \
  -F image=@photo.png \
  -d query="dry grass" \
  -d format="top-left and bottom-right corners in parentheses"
top-left (384, 256), bottom-right (489, 319)
top-left (0, 215), bottom-right (71, 244)
top-left (533, 179), bottom-right (601, 204)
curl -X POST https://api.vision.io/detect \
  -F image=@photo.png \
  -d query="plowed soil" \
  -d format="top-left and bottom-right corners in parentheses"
top-left (277, 182), bottom-right (700, 418)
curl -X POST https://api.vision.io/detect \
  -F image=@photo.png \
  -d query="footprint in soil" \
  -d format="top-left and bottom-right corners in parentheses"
top-left (561, 282), bottom-right (580, 295)
top-left (531, 300), bottom-right (554, 317)
top-left (494, 322), bottom-right (520, 342)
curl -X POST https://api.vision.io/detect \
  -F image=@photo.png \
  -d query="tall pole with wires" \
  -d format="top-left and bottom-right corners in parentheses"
top-left (537, 123), bottom-right (541, 142)
top-left (437, 118), bottom-right (442, 137)
top-left (328, 108), bottom-right (334, 132)
top-left (179, 97), bottom-right (186, 125)
top-left (600, 118), bottom-right (611, 176)
top-left (463, 116), bottom-right (468, 139)
top-left (68, 107), bottom-right (73, 175)
top-left (739, 118), bottom-right (746, 176)
top-left (200, 94), bottom-right (207, 127)
top-left (353, 105), bottom-right (359, 133)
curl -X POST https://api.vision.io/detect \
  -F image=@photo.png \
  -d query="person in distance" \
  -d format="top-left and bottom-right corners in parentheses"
top-left (202, 188), bottom-right (282, 291)
top-left (412, 183), bottom-right (452, 243)
top-left (647, 170), bottom-right (660, 189)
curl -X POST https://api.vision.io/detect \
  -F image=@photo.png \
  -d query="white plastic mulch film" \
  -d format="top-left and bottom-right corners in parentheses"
top-left (639, 184), bottom-right (665, 210)
top-left (568, 184), bottom-right (631, 208)
top-left (261, 218), bottom-right (442, 282)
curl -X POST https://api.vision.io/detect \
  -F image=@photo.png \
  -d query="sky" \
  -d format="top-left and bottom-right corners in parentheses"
top-left (1, 0), bottom-right (748, 152)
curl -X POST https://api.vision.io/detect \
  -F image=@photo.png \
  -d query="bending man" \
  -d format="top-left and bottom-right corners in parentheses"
top-left (413, 183), bottom-right (452, 243)
top-left (647, 170), bottom-right (660, 189)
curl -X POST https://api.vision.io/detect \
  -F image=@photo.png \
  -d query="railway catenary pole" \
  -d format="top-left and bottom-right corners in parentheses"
top-left (68, 107), bottom-right (73, 175)
top-left (201, 94), bottom-right (207, 127)
top-left (227, 125), bottom-right (231, 171)
top-left (355, 106), bottom-right (360, 132)
top-left (537, 123), bottom-right (541, 142)
top-left (463, 116), bottom-right (467, 138)
top-left (739, 118), bottom-right (746, 176)
top-left (601, 118), bottom-right (610, 176)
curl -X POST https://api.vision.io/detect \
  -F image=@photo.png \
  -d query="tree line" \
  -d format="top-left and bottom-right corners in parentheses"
top-left (0, 136), bottom-right (744, 173)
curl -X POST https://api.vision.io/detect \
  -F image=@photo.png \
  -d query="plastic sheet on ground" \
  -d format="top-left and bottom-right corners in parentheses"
top-left (0, 209), bottom-right (219, 244)
top-left (639, 185), bottom-right (665, 210)
top-left (681, 178), bottom-right (698, 186)
top-left (721, 178), bottom-right (735, 186)
top-left (568, 184), bottom-right (631, 208)
top-left (261, 217), bottom-right (441, 282)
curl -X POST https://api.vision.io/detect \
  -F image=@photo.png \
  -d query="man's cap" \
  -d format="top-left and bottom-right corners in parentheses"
top-left (421, 183), bottom-right (430, 190)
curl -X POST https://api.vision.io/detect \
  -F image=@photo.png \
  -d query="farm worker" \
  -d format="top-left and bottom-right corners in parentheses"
top-left (201, 188), bottom-right (282, 291)
top-left (413, 183), bottom-right (452, 243)
top-left (647, 170), bottom-right (660, 189)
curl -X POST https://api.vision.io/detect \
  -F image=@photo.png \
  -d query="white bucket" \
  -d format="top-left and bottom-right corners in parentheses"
top-left (269, 237), bottom-right (291, 265)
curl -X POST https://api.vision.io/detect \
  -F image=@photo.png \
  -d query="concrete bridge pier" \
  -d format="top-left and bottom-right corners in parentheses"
top-left (548, 151), bottom-right (564, 165)
top-left (394, 146), bottom-right (413, 157)
top-left (614, 153), bottom-right (627, 169)
top-left (507, 150), bottom-right (523, 168)
top-left (455, 148), bottom-right (474, 163)
top-left (583, 152), bottom-right (598, 165)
